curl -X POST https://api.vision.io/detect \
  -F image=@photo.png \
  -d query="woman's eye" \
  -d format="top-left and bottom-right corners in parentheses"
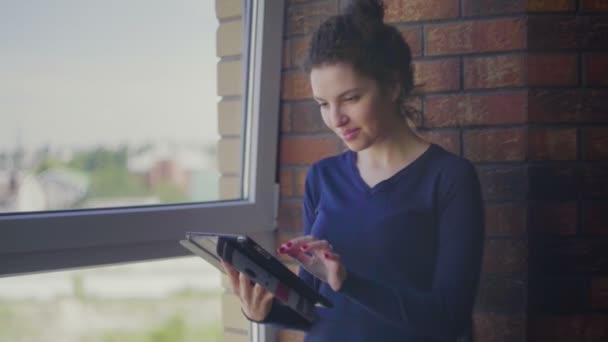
top-left (318, 103), bottom-right (328, 108)
top-left (345, 95), bottom-right (360, 102)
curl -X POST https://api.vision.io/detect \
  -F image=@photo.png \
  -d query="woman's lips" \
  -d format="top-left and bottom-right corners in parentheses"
top-left (341, 128), bottom-right (360, 141)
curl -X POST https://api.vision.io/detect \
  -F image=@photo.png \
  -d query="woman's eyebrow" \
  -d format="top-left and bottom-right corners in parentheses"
top-left (313, 88), bottom-right (361, 102)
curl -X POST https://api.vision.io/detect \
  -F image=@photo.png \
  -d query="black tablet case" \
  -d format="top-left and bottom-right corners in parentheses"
top-left (179, 232), bottom-right (331, 322)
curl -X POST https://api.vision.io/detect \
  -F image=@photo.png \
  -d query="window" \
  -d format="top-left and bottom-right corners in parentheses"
top-left (0, 1), bottom-right (284, 341)
top-left (0, 257), bottom-right (222, 342)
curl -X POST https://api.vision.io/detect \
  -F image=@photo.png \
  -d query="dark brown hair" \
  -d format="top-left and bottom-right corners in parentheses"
top-left (304, 0), bottom-right (418, 123)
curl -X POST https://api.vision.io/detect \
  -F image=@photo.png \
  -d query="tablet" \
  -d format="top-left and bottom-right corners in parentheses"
top-left (179, 232), bottom-right (331, 322)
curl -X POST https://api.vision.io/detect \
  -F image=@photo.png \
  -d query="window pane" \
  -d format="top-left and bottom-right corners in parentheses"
top-left (0, 257), bottom-right (222, 342)
top-left (0, 0), bottom-right (248, 213)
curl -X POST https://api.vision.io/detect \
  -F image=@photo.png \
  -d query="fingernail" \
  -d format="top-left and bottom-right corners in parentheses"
top-left (278, 247), bottom-right (286, 253)
top-left (301, 244), bottom-right (308, 250)
top-left (286, 242), bottom-right (293, 248)
top-left (324, 253), bottom-right (330, 259)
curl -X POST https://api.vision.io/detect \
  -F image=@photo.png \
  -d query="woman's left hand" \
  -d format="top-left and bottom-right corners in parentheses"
top-left (278, 235), bottom-right (347, 292)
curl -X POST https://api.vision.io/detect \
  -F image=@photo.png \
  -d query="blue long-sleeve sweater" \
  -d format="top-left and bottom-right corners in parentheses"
top-left (261, 143), bottom-right (484, 342)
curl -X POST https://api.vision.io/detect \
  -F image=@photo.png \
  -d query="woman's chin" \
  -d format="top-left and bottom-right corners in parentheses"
top-left (343, 139), bottom-right (370, 152)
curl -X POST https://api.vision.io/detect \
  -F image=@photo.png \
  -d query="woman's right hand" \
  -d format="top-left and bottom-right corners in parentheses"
top-left (221, 260), bottom-right (274, 322)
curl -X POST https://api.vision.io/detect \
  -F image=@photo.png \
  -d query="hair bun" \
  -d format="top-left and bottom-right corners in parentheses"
top-left (343, 0), bottom-right (385, 24)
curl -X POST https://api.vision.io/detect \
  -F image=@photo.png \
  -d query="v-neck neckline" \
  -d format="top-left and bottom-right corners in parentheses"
top-left (348, 143), bottom-right (436, 195)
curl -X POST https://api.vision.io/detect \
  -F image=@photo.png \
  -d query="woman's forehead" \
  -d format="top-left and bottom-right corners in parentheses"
top-left (310, 63), bottom-right (372, 97)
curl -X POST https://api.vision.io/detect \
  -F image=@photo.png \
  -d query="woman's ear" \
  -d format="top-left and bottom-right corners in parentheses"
top-left (388, 80), bottom-right (401, 103)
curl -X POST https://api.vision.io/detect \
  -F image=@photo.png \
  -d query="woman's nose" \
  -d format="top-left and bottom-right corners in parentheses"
top-left (330, 106), bottom-right (348, 128)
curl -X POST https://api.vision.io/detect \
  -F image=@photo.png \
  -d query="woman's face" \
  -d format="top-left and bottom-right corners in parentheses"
top-left (310, 63), bottom-right (398, 152)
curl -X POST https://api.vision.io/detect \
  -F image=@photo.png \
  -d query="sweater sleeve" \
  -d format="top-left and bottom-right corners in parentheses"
top-left (338, 161), bottom-right (484, 341)
top-left (253, 166), bottom-right (319, 331)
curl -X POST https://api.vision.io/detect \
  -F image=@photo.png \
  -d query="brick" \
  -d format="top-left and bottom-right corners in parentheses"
top-left (218, 99), bottom-right (243, 136)
top-left (529, 277), bottom-right (590, 312)
top-left (528, 15), bottom-right (579, 50)
top-left (280, 135), bottom-right (340, 165)
top-left (219, 175), bottom-right (240, 200)
top-left (581, 0), bottom-right (608, 11)
top-left (482, 239), bottom-right (528, 274)
top-left (277, 199), bottom-right (302, 231)
top-left (528, 0), bottom-right (576, 11)
top-left (477, 166), bottom-right (528, 201)
top-left (425, 18), bottom-right (526, 56)
top-left (218, 60), bottom-right (243, 96)
top-left (277, 329), bottom-right (305, 342)
top-left (485, 204), bottom-right (527, 237)
top-left (295, 168), bottom-right (307, 197)
top-left (529, 202), bottom-right (577, 235)
top-left (582, 16), bottom-right (608, 50)
top-left (292, 101), bottom-right (328, 133)
top-left (592, 277), bottom-right (608, 310)
top-left (582, 203), bottom-right (608, 235)
top-left (528, 54), bottom-right (579, 86)
top-left (529, 90), bottom-right (608, 123)
top-left (281, 71), bottom-right (312, 100)
top-left (464, 55), bottom-right (525, 89)
top-left (586, 315), bottom-right (608, 342)
top-left (384, 0), bottom-right (459, 22)
top-left (218, 138), bottom-right (241, 174)
top-left (473, 312), bottom-right (526, 342)
top-left (281, 103), bottom-right (292, 133)
top-left (216, 0), bottom-right (241, 19)
top-left (529, 315), bottom-right (586, 341)
top-left (529, 165), bottom-right (580, 200)
top-left (413, 58), bottom-right (460, 93)
top-left (462, 0), bottom-right (526, 16)
top-left (584, 127), bottom-right (608, 160)
top-left (415, 129), bottom-right (460, 155)
top-left (585, 53), bottom-right (608, 87)
top-left (531, 237), bottom-right (608, 274)
top-left (528, 128), bottom-right (578, 160)
top-left (529, 16), bottom-right (608, 51)
top-left (292, 37), bottom-right (309, 69)
top-left (531, 315), bottom-right (608, 342)
top-left (279, 167), bottom-right (294, 197)
top-left (582, 164), bottom-right (608, 199)
top-left (286, 1), bottom-right (338, 36)
top-left (424, 92), bottom-right (527, 128)
top-left (217, 20), bottom-right (242, 57)
top-left (399, 26), bottom-right (422, 58)
top-left (476, 275), bottom-right (527, 312)
top-left (282, 39), bottom-right (291, 69)
top-left (463, 128), bottom-right (527, 162)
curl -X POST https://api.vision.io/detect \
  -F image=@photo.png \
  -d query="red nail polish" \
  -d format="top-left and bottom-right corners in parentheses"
top-left (278, 247), bottom-right (286, 253)
top-left (324, 253), bottom-right (330, 259)
top-left (286, 242), bottom-right (293, 248)
top-left (301, 244), bottom-right (308, 250)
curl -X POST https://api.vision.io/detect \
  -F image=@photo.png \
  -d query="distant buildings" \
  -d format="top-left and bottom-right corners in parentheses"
top-left (0, 142), bottom-right (219, 213)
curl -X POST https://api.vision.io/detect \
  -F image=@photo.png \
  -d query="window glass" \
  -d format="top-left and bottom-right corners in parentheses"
top-left (0, 0), bottom-right (247, 213)
top-left (0, 257), bottom-right (222, 342)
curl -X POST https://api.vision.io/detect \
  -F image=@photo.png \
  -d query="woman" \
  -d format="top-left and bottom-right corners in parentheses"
top-left (222, 1), bottom-right (484, 341)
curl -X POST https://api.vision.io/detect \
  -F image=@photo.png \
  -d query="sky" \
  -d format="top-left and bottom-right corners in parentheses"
top-left (0, 0), bottom-right (227, 151)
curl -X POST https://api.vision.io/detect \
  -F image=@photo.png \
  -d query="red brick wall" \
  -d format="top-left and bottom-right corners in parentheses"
top-left (277, 1), bottom-right (608, 341)
top-left (527, 1), bottom-right (608, 341)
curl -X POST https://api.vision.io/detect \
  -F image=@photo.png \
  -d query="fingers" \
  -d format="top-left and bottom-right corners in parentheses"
top-left (252, 282), bottom-right (274, 307)
top-left (239, 272), bottom-right (254, 303)
top-left (277, 235), bottom-right (315, 254)
top-left (222, 260), bottom-right (240, 291)
top-left (304, 240), bottom-right (341, 261)
top-left (301, 239), bottom-right (332, 254)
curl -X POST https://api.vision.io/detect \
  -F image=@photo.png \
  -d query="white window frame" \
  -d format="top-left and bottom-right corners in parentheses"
top-left (0, 0), bottom-right (284, 288)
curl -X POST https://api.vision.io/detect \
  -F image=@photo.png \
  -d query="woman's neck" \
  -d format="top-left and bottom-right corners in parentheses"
top-left (356, 120), bottom-right (427, 171)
